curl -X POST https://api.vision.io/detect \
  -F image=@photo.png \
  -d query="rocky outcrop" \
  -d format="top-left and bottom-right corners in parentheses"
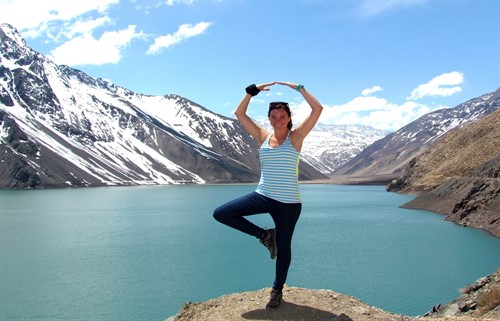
top-left (399, 175), bottom-right (499, 237)
top-left (0, 110), bottom-right (41, 188)
top-left (169, 286), bottom-right (414, 321)
top-left (388, 109), bottom-right (500, 237)
top-left (166, 270), bottom-right (500, 321)
top-left (424, 268), bottom-right (500, 320)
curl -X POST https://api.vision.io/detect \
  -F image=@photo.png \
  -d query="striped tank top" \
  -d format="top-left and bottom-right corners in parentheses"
top-left (255, 133), bottom-right (301, 203)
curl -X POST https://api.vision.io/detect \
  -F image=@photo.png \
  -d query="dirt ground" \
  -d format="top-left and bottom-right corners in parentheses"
top-left (168, 286), bottom-right (498, 321)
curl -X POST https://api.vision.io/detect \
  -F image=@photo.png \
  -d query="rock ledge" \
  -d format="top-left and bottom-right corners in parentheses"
top-left (167, 283), bottom-right (499, 321)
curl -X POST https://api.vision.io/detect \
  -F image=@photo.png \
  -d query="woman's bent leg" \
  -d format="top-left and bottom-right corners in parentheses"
top-left (213, 192), bottom-right (269, 238)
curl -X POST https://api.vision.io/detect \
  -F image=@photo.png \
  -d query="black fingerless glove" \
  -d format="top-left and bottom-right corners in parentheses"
top-left (245, 84), bottom-right (260, 96)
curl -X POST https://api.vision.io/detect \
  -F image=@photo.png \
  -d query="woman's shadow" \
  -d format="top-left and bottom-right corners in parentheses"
top-left (241, 301), bottom-right (353, 321)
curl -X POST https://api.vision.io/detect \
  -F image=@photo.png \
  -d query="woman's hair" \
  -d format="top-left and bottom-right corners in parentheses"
top-left (268, 102), bottom-right (292, 130)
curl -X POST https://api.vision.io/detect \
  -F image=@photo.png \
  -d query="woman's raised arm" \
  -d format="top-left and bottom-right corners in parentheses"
top-left (234, 82), bottom-right (276, 145)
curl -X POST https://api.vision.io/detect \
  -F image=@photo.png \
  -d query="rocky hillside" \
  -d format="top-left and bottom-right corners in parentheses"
top-left (333, 88), bottom-right (500, 181)
top-left (388, 109), bottom-right (500, 237)
top-left (166, 270), bottom-right (500, 321)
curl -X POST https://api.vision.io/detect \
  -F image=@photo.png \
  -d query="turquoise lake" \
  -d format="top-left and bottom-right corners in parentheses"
top-left (1, 184), bottom-right (499, 320)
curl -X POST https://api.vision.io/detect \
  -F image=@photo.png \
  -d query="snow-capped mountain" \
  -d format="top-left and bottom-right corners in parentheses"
top-left (333, 88), bottom-right (500, 178)
top-left (300, 123), bottom-right (388, 173)
top-left (1, 23), bottom-right (331, 188)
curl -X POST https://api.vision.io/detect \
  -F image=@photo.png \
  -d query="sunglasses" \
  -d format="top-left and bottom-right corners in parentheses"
top-left (269, 102), bottom-right (289, 109)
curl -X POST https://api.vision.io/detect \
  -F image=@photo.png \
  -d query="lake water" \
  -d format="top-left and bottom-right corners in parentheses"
top-left (1, 184), bottom-right (499, 321)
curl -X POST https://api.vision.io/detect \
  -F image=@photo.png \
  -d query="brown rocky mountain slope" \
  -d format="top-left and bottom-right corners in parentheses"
top-left (388, 108), bottom-right (500, 237)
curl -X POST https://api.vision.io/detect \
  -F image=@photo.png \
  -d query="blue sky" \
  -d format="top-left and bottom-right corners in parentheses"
top-left (1, 0), bottom-right (499, 131)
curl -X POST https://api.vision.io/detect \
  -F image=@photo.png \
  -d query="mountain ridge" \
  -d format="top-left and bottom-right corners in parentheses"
top-left (333, 88), bottom-right (500, 179)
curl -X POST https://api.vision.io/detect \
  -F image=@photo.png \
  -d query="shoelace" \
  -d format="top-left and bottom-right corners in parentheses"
top-left (260, 234), bottom-right (273, 248)
top-left (260, 229), bottom-right (277, 259)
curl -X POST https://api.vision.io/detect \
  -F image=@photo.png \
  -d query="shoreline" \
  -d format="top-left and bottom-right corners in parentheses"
top-left (300, 174), bottom-right (397, 186)
top-left (1, 174), bottom-right (398, 190)
top-left (208, 175), bottom-right (398, 187)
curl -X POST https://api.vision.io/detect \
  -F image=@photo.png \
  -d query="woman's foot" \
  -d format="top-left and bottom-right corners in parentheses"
top-left (259, 228), bottom-right (277, 259)
top-left (266, 289), bottom-right (282, 309)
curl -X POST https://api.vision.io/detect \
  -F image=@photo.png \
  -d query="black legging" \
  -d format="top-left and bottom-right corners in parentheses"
top-left (213, 191), bottom-right (301, 291)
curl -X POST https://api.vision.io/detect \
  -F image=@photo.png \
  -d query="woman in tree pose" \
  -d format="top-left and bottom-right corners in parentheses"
top-left (213, 81), bottom-right (323, 309)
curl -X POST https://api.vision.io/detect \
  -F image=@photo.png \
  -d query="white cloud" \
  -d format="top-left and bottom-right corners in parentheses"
top-left (0, 0), bottom-right (210, 65)
top-left (146, 21), bottom-right (212, 54)
top-left (46, 16), bottom-right (113, 42)
top-left (164, 0), bottom-right (196, 6)
top-left (135, 0), bottom-right (195, 12)
top-left (356, 0), bottom-right (428, 18)
top-left (0, 0), bottom-right (146, 67)
top-left (0, 0), bottom-right (118, 36)
top-left (408, 71), bottom-right (464, 100)
top-left (361, 85), bottom-right (383, 96)
top-left (348, 100), bottom-right (432, 130)
top-left (290, 89), bottom-right (439, 131)
top-left (48, 25), bottom-right (143, 66)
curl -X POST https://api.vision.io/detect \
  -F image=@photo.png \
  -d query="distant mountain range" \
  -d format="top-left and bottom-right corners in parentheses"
top-left (1, 22), bottom-right (498, 191)
top-left (333, 88), bottom-right (500, 181)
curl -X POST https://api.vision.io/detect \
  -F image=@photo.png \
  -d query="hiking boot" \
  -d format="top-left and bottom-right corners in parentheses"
top-left (266, 289), bottom-right (282, 309)
top-left (259, 228), bottom-right (277, 259)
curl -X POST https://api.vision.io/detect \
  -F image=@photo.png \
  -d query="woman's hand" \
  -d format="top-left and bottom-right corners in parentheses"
top-left (256, 82), bottom-right (277, 92)
top-left (254, 81), bottom-right (300, 92)
top-left (275, 81), bottom-right (299, 90)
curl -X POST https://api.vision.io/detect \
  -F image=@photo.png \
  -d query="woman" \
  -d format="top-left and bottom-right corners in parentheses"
top-left (213, 81), bottom-right (323, 309)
